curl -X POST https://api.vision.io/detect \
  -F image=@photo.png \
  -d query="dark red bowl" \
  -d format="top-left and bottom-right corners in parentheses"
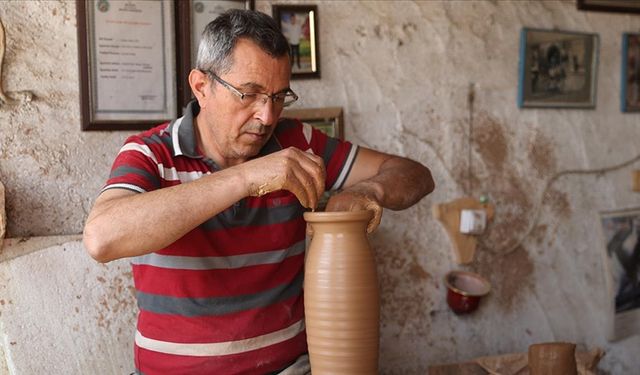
top-left (444, 270), bottom-right (491, 314)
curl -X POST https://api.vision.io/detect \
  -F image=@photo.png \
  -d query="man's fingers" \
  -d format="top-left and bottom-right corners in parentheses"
top-left (287, 149), bottom-right (325, 209)
top-left (300, 149), bottom-right (326, 201)
top-left (291, 167), bottom-right (319, 209)
top-left (365, 203), bottom-right (383, 233)
top-left (243, 147), bottom-right (326, 209)
top-left (287, 178), bottom-right (311, 208)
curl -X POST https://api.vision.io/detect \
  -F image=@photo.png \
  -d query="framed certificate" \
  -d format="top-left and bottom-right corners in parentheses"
top-left (77, 0), bottom-right (178, 130)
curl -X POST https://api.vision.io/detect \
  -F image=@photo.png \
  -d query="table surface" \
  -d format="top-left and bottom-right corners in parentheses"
top-left (428, 362), bottom-right (487, 375)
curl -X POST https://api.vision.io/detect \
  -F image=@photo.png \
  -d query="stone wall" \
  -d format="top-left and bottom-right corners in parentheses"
top-left (0, 1), bottom-right (639, 373)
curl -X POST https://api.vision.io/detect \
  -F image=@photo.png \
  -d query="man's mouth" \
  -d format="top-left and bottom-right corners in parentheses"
top-left (243, 132), bottom-right (267, 140)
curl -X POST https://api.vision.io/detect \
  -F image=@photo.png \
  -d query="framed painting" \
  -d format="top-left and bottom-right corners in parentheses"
top-left (175, 0), bottom-right (254, 110)
top-left (272, 4), bottom-right (320, 79)
top-left (282, 107), bottom-right (343, 140)
top-left (77, 0), bottom-right (178, 130)
top-left (621, 33), bottom-right (640, 112)
top-left (599, 207), bottom-right (640, 341)
top-left (517, 28), bottom-right (599, 109)
top-left (577, 0), bottom-right (640, 14)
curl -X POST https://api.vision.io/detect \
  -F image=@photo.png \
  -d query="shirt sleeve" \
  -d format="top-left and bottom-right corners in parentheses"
top-left (101, 135), bottom-right (163, 195)
top-left (302, 122), bottom-right (358, 191)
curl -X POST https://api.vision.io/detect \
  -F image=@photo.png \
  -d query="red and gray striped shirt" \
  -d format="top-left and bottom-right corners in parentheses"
top-left (102, 101), bottom-right (357, 374)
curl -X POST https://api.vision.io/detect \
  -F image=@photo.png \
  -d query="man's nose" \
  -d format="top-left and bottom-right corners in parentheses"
top-left (254, 96), bottom-right (279, 125)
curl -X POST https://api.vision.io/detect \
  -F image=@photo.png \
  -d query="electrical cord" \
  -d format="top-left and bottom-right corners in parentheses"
top-left (482, 152), bottom-right (640, 255)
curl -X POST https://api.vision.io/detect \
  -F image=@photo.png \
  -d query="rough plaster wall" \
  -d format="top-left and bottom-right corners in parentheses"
top-left (0, 237), bottom-right (136, 374)
top-left (0, 1), bottom-right (135, 237)
top-left (0, 0), bottom-right (638, 374)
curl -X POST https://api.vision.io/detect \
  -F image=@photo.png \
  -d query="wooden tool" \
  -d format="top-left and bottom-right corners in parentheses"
top-left (432, 197), bottom-right (494, 264)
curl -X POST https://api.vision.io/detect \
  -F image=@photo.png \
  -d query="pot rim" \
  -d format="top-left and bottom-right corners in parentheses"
top-left (444, 270), bottom-right (491, 297)
top-left (304, 210), bottom-right (373, 223)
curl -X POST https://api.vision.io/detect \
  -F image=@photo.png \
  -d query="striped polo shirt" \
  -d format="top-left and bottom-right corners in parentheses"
top-left (102, 101), bottom-right (357, 374)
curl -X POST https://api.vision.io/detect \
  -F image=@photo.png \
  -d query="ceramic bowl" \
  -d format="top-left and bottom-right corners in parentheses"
top-left (444, 270), bottom-right (491, 314)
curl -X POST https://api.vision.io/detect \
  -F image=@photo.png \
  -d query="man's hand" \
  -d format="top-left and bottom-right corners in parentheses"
top-left (325, 183), bottom-right (383, 233)
top-left (240, 147), bottom-right (326, 209)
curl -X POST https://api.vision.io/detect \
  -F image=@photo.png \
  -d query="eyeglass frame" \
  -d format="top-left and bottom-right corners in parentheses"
top-left (199, 69), bottom-right (299, 108)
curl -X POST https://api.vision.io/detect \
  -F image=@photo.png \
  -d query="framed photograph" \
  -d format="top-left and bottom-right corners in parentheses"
top-left (272, 5), bottom-right (320, 79)
top-left (77, 0), bottom-right (178, 131)
top-left (577, 0), bottom-right (640, 14)
top-left (175, 1), bottom-right (254, 108)
top-left (517, 28), bottom-right (599, 109)
top-left (282, 107), bottom-right (343, 140)
top-left (621, 33), bottom-right (640, 112)
top-left (599, 207), bottom-right (640, 341)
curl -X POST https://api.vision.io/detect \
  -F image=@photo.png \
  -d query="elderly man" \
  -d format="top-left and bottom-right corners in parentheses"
top-left (83, 9), bottom-right (433, 375)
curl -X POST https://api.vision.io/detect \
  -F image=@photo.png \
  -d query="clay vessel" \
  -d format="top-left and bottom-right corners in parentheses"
top-left (444, 270), bottom-right (491, 314)
top-left (303, 210), bottom-right (379, 374)
top-left (528, 342), bottom-right (577, 375)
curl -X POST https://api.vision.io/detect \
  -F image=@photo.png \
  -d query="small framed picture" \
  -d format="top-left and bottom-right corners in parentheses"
top-left (272, 4), bottom-right (320, 79)
top-left (621, 33), bottom-right (640, 112)
top-left (517, 28), bottom-right (599, 109)
top-left (599, 207), bottom-right (640, 341)
top-left (282, 107), bottom-right (343, 140)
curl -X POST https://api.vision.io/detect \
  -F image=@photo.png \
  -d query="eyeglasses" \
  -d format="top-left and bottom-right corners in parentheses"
top-left (201, 70), bottom-right (298, 108)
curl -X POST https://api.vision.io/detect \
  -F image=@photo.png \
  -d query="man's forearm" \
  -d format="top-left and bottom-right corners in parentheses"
top-left (348, 156), bottom-right (434, 210)
top-left (83, 169), bottom-right (247, 263)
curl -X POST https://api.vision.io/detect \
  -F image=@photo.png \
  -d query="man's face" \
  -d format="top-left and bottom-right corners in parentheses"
top-left (198, 38), bottom-right (291, 167)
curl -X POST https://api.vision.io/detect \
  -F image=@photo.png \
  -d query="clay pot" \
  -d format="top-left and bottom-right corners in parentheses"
top-left (303, 210), bottom-right (379, 374)
top-left (528, 342), bottom-right (577, 375)
top-left (444, 270), bottom-right (491, 314)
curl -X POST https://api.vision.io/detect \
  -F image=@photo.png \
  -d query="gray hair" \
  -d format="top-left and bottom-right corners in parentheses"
top-left (196, 9), bottom-right (290, 75)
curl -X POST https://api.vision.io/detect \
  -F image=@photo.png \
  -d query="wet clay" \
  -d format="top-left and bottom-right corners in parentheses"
top-left (528, 342), bottom-right (577, 375)
top-left (303, 210), bottom-right (379, 374)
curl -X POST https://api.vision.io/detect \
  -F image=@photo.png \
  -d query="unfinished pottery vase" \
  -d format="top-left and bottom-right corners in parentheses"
top-left (303, 210), bottom-right (379, 374)
top-left (528, 342), bottom-right (577, 375)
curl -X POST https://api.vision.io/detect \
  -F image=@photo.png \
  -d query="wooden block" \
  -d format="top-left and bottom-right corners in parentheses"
top-left (633, 170), bottom-right (640, 192)
top-left (433, 197), bottom-right (494, 264)
top-left (0, 180), bottom-right (5, 245)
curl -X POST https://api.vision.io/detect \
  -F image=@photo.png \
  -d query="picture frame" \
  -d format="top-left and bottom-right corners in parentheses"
top-left (282, 107), bottom-right (343, 140)
top-left (577, 0), bottom-right (640, 14)
top-left (621, 33), bottom-right (640, 113)
top-left (272, 4), bottom-right (320, 79)
top-left (598, 207), bottom-right (640, 342)
top-left (175, 0), bottom-right (254, 109)
top-left (77, 0), bottom-right (179, 131)
top-left (517, 28), bottom-right (599, 109)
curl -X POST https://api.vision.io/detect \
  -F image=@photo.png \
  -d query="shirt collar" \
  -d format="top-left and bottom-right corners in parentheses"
top-left (171, 100), bottom-right (200, 158)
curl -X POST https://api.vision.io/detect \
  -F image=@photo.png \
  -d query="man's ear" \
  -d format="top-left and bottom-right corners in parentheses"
top-left (188, 69), bottom-right (210, 107)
